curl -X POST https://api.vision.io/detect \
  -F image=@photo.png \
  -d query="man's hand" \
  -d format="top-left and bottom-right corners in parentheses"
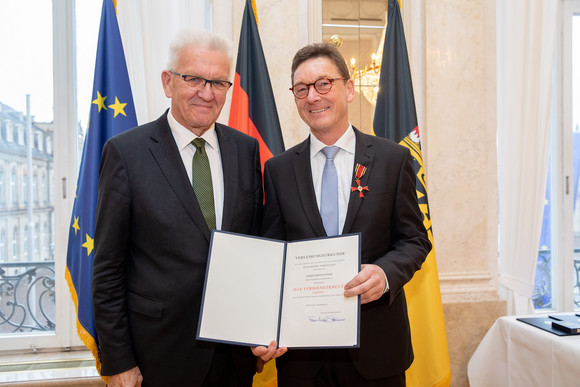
top-left (107, 366), bottom-right (143, 387)
top-left (343, 264), bottom-right (386, 304)
top-left (251, 340), bottom-right (287, 373)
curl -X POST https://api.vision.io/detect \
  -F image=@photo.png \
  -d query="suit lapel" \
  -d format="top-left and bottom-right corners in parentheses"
top-left (148, 113), bottom-right (211, 241)
top-left (293, 138), bottom-right (327, 237)
top-left (342, 128), bottom-right (375, 234)
top-left (216, 124), bottom-right (238, 231)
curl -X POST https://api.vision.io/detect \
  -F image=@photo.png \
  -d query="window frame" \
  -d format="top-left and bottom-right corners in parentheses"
top-left (0, 0), bottom-right (81, 352)
top-left (543, 0), bottom-right (580, 313)
top-left (559, 0), bottom-right (580, 312)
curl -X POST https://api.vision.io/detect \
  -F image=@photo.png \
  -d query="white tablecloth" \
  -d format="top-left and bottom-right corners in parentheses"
top-left (468, 315), bottom-right (580, 387)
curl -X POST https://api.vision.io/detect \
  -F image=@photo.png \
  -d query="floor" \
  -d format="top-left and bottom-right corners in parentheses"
top-left (0, 350), bottom-right (104, 386)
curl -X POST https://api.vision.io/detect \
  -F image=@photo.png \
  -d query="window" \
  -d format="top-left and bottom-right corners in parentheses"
top-left (10, 167), bottom-right (16, 205)
top-left (17, 126), bottom-right (24, 146)
top-left (33, 172), bottom-right (38, 203)
top-left (0, 167), bottom-right (4, 204)
top-left (533, 0), bottom-right (580, 312)
top-left (23, 225), bottom-right (28, 261)
top-left (6, 121), bottom-right (13, 143)
top-left (43, 222), bottom-right (48, 259)
top-left (35, 223), bottom-right (40, 257)
top-left (12, 226), bottom-right (18, 261)
top-left (38, 132), bottom-right (44, 152)
top-left (41, 172), bottom-right (47, 203)
top-left (46, 136), bottom-right (52, 154)
top-left (22, 170), bottom-right (27, 204)
top-left (0, 0), bottom-right (97, 351)
top-left (0, 232), bottom-right (5, 263)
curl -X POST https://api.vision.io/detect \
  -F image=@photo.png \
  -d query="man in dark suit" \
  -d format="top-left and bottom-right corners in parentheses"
top-left (262, 43), bottom-right (431, 386)
top-left (92, 29), bottom-right (281, 387)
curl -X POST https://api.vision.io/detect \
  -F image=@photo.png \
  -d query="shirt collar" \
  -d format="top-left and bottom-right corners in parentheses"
top-left (167, 108), bottom-right (219, 151)
top-left (310, 123), bottom-right (356, 159)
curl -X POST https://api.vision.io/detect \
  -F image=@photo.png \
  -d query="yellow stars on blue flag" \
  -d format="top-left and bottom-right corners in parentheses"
top-left (82, 234), bottom-right (94, 256)
top-left (92, 91), bottom-right (107, 112)
top-left (108, 97), bottom-right (128, 117)
top-left (91, 90), bottom-right (129, 117)
top-left (71, 216), bottom-right (94, 256)
top-left (72, 216), bottom-right (80, 235)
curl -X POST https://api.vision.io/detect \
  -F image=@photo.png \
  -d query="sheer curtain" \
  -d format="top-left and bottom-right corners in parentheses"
top-left (115, 0), bottom-right (214, 124)
top-left (497, 0), bottom-right (560, 315)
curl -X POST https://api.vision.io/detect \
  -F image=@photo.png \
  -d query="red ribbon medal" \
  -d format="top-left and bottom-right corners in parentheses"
top-left (351, 163), bottom-right (369, 198)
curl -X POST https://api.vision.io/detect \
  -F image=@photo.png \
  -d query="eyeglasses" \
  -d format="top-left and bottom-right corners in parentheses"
top-left (169, 71), bottom-right (232, 92)
top-left (289, 78), bottom-right (345, 99)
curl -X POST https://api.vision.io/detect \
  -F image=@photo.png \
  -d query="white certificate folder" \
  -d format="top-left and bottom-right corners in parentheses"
top-left (197, 230), bottom-right (361, 349)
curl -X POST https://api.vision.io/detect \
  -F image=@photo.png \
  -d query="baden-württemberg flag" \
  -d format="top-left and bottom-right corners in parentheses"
top-left (65, 0), bottom-right (137, 375)
top-left (373, 0), bottom-right (451, 386)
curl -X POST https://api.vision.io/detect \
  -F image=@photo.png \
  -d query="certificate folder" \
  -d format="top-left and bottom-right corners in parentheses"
top-left (517, 317), bottom-right (570, 336)
top-left (517, 314), bottom-right (580, 336)
top-left (549, 314), bottom-right (580, 335)
top-left (197, 231), bottom-right (361, 349)
top-left (551, 321), bottom-right (580, 334)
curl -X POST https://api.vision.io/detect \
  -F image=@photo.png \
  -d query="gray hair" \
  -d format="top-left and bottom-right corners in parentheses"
top-left (166, 29), bottom-right (233, 71)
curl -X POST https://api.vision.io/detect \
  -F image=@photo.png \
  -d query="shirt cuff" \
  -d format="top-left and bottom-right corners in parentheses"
top-left (382, 269), bottom-right (389, 294)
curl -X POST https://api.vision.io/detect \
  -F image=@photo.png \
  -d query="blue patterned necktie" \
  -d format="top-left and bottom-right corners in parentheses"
top-left (320, 146), bottom-right (340, 236)
top-left (192, 138), bottom-right (216, 230)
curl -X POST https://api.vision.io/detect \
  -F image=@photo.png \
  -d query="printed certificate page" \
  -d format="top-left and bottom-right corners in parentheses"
top-left (197, 231), bottom-right (286, 346)
top-left (278, 234), bottom-right (360, 348)
top-left (197, 231), bottom-right (360, 348)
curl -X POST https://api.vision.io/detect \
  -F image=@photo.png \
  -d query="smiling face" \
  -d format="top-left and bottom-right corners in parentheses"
top-left (161, 45), bottom-right (231, 136)
top-left (292, 57), bottom-right (355, 144)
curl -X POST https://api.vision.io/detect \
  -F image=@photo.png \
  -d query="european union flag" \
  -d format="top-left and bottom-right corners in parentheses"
top-left (65, 0), bottom-right (137, 375)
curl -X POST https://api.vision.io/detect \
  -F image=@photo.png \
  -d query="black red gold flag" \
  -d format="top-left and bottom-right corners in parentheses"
top-left (229, 0), bottom-right (285, 171)
top-left (230, 2), bottom-right (283, 384)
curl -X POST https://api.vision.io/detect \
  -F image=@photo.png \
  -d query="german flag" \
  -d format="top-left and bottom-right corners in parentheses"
top-left (230, 3), bottom-right (283, 385)
top-left (373, 0), bottom-right (451, 386)
top-left (229, 0), bottom-right (285, 171)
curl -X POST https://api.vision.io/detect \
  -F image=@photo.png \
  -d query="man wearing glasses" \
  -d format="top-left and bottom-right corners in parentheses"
top-left (92, 29), bottom-right (282, 387)
top-left (261, 43), bottom-right (431, 386)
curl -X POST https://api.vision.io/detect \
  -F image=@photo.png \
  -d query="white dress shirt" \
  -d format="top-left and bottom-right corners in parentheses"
top-left (167, 110), bottom-right (224, 230)
top-left (310, 125), bottom-right (356, 234)
top-left (310, 124), bottom-right (389, 292)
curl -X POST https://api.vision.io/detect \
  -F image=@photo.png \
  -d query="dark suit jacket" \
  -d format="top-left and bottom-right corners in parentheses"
top-left (262, 127), bottom-right (431, 380)
top-left (92, 111), bottom-right (262, 386)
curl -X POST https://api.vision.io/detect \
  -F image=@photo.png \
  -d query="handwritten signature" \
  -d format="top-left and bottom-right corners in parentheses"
top-left (308, 315), bottom-right (346, 323)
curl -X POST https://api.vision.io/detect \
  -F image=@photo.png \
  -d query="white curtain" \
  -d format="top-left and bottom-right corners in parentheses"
top-left (497, 0), bottom-right (560, 315)
top-left (115, 0), bottom-right (213, 124)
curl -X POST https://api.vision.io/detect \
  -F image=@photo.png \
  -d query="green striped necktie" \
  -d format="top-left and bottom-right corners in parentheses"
top-left (191, 138), bottom-right (216, 230)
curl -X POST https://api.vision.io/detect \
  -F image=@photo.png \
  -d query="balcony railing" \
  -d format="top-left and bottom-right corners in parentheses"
top-left (0, 254), bottom-right (576, 333)
top-left (532, 249), bottom-right (580, 309)
top-left (0, 261), bottom-right (55, 334)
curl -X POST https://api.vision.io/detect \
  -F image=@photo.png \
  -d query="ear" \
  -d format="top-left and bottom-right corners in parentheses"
top-left (161, 71), bottom-right (173, 98)
top-left (345, 78), bottom-right (355, 103)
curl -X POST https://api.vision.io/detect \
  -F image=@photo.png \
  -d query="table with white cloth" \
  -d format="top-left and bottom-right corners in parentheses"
top-left (468, 315), bottom-right (580, 387)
